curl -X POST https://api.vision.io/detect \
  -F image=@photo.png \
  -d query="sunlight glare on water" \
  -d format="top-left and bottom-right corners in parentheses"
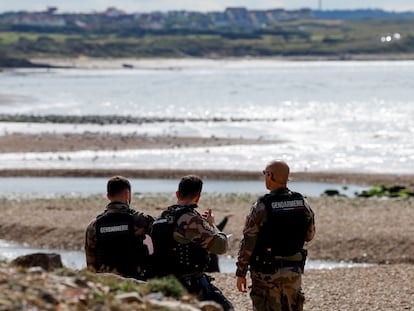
top-left (1, 60), bottom-right (413, 174)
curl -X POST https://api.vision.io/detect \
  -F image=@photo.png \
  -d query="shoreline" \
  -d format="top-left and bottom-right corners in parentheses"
top-left (0, 168), bottom-right (412, 186)
top-left (27, 54), bottom-right (414, 69)
top-left (2, 54), bottom-right (414, 71)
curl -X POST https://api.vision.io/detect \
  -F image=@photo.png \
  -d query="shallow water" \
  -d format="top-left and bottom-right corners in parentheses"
top-left (1, 60), bottom-right (414, 174)
top-left (0, 177), bottom-right (367, 198)
top-left (0, 240), bottom-right (373, 273)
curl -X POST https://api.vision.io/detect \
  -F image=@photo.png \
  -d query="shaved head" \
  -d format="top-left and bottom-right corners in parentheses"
top-left (265, 160), bottom-right (290, 186)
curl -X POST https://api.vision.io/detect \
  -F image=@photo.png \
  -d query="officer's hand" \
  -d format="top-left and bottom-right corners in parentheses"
top-left (236, 276), bottom-right (247, 292)
top-left (202, 208), bottom-right (215, 226)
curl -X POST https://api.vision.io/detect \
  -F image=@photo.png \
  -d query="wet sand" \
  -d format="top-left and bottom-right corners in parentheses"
top-left (0, 132), bottom-right (413, 187)
top-left (0, 133), bottom-right (278, 153)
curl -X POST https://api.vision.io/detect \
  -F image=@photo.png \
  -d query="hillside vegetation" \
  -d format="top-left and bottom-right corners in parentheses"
top-left (2, 19), bottom-right (414, 59)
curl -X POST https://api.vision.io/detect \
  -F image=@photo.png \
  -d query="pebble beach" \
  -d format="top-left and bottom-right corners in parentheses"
top-left (0, 190), bottom-right (413, 310)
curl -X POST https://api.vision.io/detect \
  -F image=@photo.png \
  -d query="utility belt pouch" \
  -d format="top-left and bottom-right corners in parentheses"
top-left (250, 254), bottom-right (274, 274)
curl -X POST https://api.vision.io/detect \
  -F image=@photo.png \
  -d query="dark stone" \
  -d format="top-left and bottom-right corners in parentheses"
top-left (40, 290), bottom-right (59, 305)
top-left (323, 189), bottom-right (341, 196)
top-left (0, 57), bottom-right (53, 68)
top-left (11, 252), bottom-right (63, 271)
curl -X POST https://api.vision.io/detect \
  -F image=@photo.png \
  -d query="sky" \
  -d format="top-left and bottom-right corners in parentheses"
top-left (1, 0), bottom-right (414, 14)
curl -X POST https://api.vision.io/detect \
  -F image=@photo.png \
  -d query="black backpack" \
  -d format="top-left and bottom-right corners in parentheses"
top-left (150, 205), bottom-right (194, 277)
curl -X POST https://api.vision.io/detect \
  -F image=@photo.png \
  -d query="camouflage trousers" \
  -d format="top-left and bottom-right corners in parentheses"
top-left (250, 268), bottom-right (304, 311)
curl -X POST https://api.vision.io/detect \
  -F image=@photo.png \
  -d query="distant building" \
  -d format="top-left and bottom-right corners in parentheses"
top-left (47, 7), bottom-right (58, 15)
top-left (135, 12), bottom-right (166, 29)
top-left (225, 7), bottom-right (252, 29)
top-left (9, 12), bottom-right (66, 27)
top-left (249, 10), bottom-right (271, 28)
top-left (208, 12), bottom-right (231, 28)
top-left (5, 6), bottom-right (404, 33)
top-left (267, 9), bottom-right (292, 21)
top-left (103, 7), bottom-right (126, 18)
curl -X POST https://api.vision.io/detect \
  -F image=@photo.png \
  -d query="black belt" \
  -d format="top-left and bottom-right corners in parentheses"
top-left (251, 259), bottom-right (301, 274)
top-left (273, 260), bottom-right (300, 268)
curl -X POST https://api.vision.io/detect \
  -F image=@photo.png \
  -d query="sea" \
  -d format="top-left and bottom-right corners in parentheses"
top-left (1, 59), bottom-right (413, 175)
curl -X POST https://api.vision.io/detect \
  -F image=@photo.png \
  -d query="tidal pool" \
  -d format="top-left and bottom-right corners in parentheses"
top-left (0, 240), bottom-right (373, 273)
top-left (0, 177), bottom-right (367, 198)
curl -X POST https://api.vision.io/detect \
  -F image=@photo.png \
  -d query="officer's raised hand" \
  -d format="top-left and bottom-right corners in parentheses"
top-left (202, 208), bottom-right (216, 226)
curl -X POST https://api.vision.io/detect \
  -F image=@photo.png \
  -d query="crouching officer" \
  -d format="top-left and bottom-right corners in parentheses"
top-left (85, 176), bottom-right (154, 280)
top-left (151, 175), bottom-right (234, 311)
top-left (236, 160), bottom-right (315, 311)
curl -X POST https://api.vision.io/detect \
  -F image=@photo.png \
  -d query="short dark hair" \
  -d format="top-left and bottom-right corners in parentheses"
top-left (107, 176), bottom-right (131, 196)
top-left (178, 175), bottom-right (203, 199)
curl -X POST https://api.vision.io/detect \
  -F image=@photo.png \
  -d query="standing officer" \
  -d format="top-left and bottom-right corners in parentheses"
top-left (236, 160), bottom-right (315, 311)
top-left (151, 175), bottom-right (234, 311)
top-left (85, 175), bottom-right (154, 280)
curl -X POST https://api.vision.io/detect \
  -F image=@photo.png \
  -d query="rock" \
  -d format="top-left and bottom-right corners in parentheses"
top-left (198, 301), bottom-right (223, 311)
top-left (145, 292), bottom-right (165, 301)
top-left (27, 266), bottom-right (46, 275)
top-left (39, 289), bottom-right (59, 305)
top-left (0, 298), bottom-right (13, 309)
top-left (116, 292), bottom-right (144, 304)
top-left (0, 57), bottom-right (53, 68)
top-left (10, 252), bottom-right (63, 271)
top-left (98, 272), bottom-right (146, 285)
top-left (148, 299), bottom-right (200, 310)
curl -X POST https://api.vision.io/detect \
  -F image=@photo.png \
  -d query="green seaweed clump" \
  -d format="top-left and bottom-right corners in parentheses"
top-left (356, 184), bottom-right (414, 198)
top-left (140, 275), bottom-right (187, 299)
